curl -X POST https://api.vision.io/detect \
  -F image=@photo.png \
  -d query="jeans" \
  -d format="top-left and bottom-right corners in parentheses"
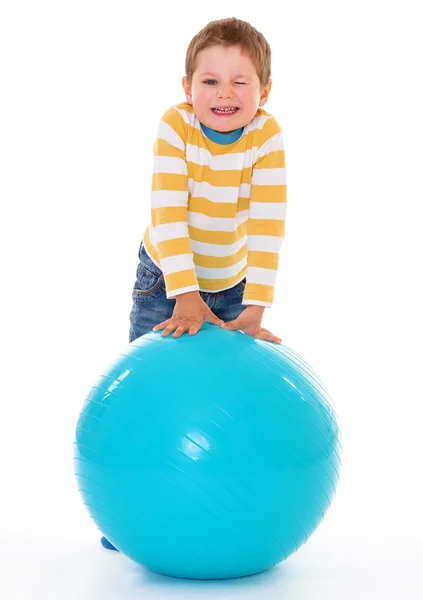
top-left (129, 242), bottom-right (247, 343)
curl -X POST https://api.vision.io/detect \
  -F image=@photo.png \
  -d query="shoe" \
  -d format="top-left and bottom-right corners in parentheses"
top-left (100, 536), bottom-right (119, 551)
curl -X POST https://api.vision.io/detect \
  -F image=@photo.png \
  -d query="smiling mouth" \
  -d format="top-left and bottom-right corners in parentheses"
top-left (211, 107), bottom-right (240, 116)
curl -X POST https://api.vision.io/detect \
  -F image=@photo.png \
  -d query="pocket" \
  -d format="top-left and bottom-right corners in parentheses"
top-left (133, 264), bottom-right (166, 301)
top-left (233, 278), bottom-right (247, 299)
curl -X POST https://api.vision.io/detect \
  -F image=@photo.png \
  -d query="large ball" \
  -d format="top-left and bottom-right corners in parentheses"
top-left (74, 323), bottom-right (342, 580)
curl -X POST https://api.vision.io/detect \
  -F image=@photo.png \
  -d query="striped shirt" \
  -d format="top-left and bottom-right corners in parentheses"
top-left (142, 102), bottom-right (287, 308)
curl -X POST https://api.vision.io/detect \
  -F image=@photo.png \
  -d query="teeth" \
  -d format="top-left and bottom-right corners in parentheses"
top-left (213, 108), bottom-right (237, 114)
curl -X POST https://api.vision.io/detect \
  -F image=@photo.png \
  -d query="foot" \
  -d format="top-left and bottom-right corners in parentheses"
top-left (100, 536), bottom-right (119, 551)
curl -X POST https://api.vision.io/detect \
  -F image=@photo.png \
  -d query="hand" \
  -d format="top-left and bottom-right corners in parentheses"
top-left (221, 306), bottom-right (282, 344)
top-left (153, 291), bottom-right (224, 338)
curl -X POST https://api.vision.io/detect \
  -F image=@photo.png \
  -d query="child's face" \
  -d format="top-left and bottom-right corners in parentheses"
top-left (182, 44), bottom-right (271, 133)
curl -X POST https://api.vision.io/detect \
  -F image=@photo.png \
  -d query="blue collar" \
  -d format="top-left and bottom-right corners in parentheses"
top-left (200, 122), bottom-right (244, 145)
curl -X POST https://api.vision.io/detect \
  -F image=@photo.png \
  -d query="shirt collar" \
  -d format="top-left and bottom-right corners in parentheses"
top-left (200, 122), bottom-right (244, 145)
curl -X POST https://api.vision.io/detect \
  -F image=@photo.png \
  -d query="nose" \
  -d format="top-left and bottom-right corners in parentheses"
top-left (217, 83), bottom-right (235, 99)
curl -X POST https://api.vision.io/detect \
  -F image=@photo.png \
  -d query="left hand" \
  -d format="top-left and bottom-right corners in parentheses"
top-left (221, 306), bottom-right (282, 344)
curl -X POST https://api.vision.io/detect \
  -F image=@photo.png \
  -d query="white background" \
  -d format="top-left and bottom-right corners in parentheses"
top-left (1, 1), bottom-right (422, 598)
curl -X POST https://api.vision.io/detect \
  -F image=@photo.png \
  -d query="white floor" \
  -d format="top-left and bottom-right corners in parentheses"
top-left (2, 450), bottom-right (421, 600)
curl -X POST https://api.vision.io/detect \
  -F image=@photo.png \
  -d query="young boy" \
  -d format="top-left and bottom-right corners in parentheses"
top-left (101, 17), bottom-right (287, 551)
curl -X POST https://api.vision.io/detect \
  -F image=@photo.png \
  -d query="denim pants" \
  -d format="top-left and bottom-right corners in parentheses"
top-left (129, 242), bottom-right (247, 343)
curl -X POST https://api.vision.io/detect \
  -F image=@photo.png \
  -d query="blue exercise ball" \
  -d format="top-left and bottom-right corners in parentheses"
top-left (74, 323), bottom-right (342, 580)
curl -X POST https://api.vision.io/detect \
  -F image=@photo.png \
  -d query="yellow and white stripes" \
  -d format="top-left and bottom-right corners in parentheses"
top-left (245, 119), bottom-right (286, 306)
top-left (143, 102), bottom-right (287, 307)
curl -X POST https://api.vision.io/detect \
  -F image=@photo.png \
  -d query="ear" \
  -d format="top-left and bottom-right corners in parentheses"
top-left (182, 76), bottom-right (193, 105)
top-left (259, 79), bottom-right (272, 107)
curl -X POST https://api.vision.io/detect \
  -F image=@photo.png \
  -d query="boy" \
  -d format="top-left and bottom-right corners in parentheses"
top-left (101, 17), bottom-right (287, 551)
top-left (129, 17), bottom-right (286, 345)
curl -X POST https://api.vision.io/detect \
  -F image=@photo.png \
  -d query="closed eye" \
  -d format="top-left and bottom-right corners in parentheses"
top-left (204, 80), bottom-right (246, 85)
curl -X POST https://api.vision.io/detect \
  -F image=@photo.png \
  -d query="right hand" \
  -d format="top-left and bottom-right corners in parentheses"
top-left (152, 291), bottom-right (224, 338)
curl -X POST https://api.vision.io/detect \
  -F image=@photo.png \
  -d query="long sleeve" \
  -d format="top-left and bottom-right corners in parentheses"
top-left (151, 108), bottom-right (200, 299)
top-left (242, 117), bottom-right (287, 308)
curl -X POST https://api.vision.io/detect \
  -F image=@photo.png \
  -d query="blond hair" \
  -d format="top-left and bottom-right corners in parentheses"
top-left (185, 17), bottom-right (272, 92)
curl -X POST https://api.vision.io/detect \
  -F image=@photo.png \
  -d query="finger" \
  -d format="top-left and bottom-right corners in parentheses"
top-left (262, 328), bottom-right (282, 343)
top-left (152, 319), bottom-right (171, 332)
top-left (172, 325), bottom-right (188, 338)
top-left (221, 320), bottom-right (238, 330)
top-left (161, 323), bottom-right (179, 337)
top-left (188, 324), bottom-right (201, 335)
top-left (256, 329), bottom-right (282, 344)
top-left (208, 314), bottom-right (225, 327)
